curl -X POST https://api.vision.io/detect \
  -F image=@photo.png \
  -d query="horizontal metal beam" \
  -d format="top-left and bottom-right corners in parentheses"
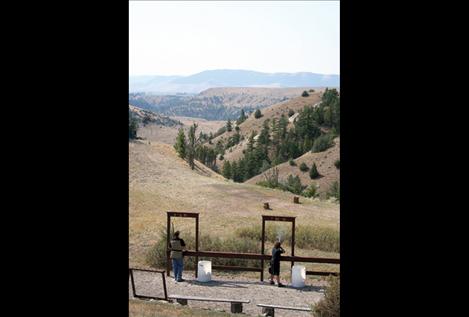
top-left (212, 265), bottom-right (263, 272)
top-left (306, 271), bottom-right (340, 276)
top-left (167, 211), bottom-right (199, 218)
top-left (183, 250), bottom-right (339, 264)
top-left (262, 215), bottom-right (296, 222)
top-left (130, 268), bottom-right (166, 274)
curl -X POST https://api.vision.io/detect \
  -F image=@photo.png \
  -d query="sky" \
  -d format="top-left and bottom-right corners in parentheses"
top-left (129, 1), bottom-right (340, 76)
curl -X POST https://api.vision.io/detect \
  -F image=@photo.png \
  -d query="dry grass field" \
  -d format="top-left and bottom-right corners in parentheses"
top-left (129, 140), bottom-right (339, 270)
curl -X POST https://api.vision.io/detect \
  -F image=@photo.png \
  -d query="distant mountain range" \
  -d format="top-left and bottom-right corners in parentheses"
top-left (129, 69), bottom-right (339, 94)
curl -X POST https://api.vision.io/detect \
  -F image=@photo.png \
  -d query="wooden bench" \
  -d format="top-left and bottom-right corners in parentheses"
top-left (169, 295), bottom-right (250, 313)
top-left (257, 303), bottom-right (312, 317)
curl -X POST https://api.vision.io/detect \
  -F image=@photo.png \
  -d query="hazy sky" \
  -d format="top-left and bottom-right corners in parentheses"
top-left (129, 1), bottom-right (340, 76)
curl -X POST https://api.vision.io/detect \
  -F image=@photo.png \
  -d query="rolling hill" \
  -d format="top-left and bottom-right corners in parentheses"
top-left (129, 86), bottom-right (320, 120)
top-left (129, 69), bottom-right (340, 94)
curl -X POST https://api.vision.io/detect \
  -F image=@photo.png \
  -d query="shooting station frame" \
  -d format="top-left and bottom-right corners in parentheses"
top-left (129, 267), bottom-right (168, 301)
top-left (166, 211), bottom-right (199, 278)
top-left (260, 215), bottom-right (295, 281)
top-left (166, 211), bottom-right (339, 281)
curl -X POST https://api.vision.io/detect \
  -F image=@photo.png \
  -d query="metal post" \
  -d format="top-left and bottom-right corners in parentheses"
top-left (195, 214), bottom-right (199, 278)
top-left (291, 218), bottom-right (295, 269)
top-left (167, 213), bottom-right (171, 276)
top-left (161, 271), bottom-right (168, 301)
top-left (261, 217), bottom-right (265, 281)
top-left (130, 269), bottom-right (136, 297)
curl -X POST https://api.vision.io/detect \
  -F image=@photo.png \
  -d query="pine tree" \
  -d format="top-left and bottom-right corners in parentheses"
top-left (129, 115), bottom-right (138, 140)
top-left (227, 120), bottom-right (232, 132)
top-left (173, 128), bottom-right (186, 159)
top-left (310, 163), bottom-right (319, 179)
top-left (222, 161), bottom-right (232, 179)
top-left (237, 109), bottom-right (247, 124)
top-left (254, 109), bottom-right (262, 119)
top-left (187, 123), bottom-right (198, 170)
top-left (299, 162), bottom-right (309, 172)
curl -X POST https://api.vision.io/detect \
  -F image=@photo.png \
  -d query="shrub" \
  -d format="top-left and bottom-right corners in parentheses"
top-left (254, 109), bottom-right (262, 119)
top-left (334, 160), bottom-right (340, 169)
top-left (312, 134), bottom-right (335, 153)
top-left (309, 89), bottom-right (315, 93)
top-left (146, 230), bottom-right (262, 270)
top-left (299, 162), bottom-right (309, 172)
top-left (310, 163), bottom-right (319, 179)
top-left (302, 183), bottom-right (318, 198)
top-left (236, 224), bottom-right (339, 252)
top-left (327, 181), bottom-right (340, 202)
top-left (284, 175), bottom-right (303, 194)
top-left (289, 158), bottom-right (296, 166)
top-left (302, 91), bottom-right (310, 97)
top-left (288, 109), bottom-right (295, 117)
top-left (312, 275), bottom-right (340, 317)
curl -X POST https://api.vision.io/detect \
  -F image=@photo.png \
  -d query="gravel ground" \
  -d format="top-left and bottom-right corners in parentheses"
top-left (130, 271), bottom-right (326, 317)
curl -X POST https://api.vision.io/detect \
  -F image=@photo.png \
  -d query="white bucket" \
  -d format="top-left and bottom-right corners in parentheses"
top-left (291, 265), bottom-right (306, 288)
top-left (197, 260), bottom-right (212, 282)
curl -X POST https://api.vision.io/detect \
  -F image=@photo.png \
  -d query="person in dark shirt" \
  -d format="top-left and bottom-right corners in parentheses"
top-left (269, 241), bottom-right (286, 287)
top-left (169, 231), bottom-right (186, 282)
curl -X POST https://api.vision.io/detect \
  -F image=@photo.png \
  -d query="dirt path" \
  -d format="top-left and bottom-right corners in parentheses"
top-left (130, 271), bottom-right (326, 317)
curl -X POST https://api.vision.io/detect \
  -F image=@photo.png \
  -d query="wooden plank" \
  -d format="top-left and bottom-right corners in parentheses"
top-left (169, 295), bottom-right (250, 304)
top-left (257, 304), bottom-right (311, 312)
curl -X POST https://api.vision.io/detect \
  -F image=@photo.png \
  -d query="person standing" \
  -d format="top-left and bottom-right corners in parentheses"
top-left (269, 241), bottom-right (286, 287)
top-left (169, 231), bottom-right (186, 282)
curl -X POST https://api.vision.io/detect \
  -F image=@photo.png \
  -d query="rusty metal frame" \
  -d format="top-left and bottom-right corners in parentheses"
top-left (164, 212), bottom-right (339, 280)
top-left (166, 212), bottom-right (199, 278)
top-left (260, 215), bottom-right (296, 281)
top-left (129, 267), bottom-right (168, 301)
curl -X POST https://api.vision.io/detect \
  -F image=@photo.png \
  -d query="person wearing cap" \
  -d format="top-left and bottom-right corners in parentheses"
top-left (169, 231), bottom-right (186, 282)
top-left (269, 241), bottom-right (286, 287)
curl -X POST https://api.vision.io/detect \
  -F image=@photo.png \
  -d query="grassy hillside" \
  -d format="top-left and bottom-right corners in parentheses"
top-left (129, 140), bottom-right (339, 268)
top-left (246, 138), bottom-right (340, 197)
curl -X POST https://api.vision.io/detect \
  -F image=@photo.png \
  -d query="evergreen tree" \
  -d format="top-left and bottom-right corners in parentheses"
top-left (302, 90), bottom-right (309, 97)
top-left (129, 114), bottom-right (138, 140)
top-left (254, 109), bottom-right (262, 119)
top-left (226, 119), bottom-right (232, 132)
top-left (174, 128), bottom-right (187, 159)
top-left (310, 163), bottom-right (319, 179)
top-left (187, 123), bottom-right (198, 170)
top-left (222, 161), bottom-right (232, 179)
top-left (299, 162), bottom-right (309, 172)
top-left (237, 109), bottom-right (247, 124)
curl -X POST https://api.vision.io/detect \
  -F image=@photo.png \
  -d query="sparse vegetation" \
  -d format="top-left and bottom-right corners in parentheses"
top-left (312, 275), bottom-right (340, 317)
top-left (289, 158), bottom-right (296, 166)
top-left (235, 224), bottom-right (339, 252)
top-left (302, 90), bottom-right (310, 97)
top-left (299, 162), bottom-right (309, 172)
top-left (310, 163), bottom-right (319, 179)
top-left (327, 181), bottom-right (340, 202)
top-left (302, 183), bottom-right (318, 198)
top-left (334, 160), bottom-right (340, 169)
top-left (288, 109), bottom-right (295, 117)
top-left (146, 229), bottom-right (262, 270)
